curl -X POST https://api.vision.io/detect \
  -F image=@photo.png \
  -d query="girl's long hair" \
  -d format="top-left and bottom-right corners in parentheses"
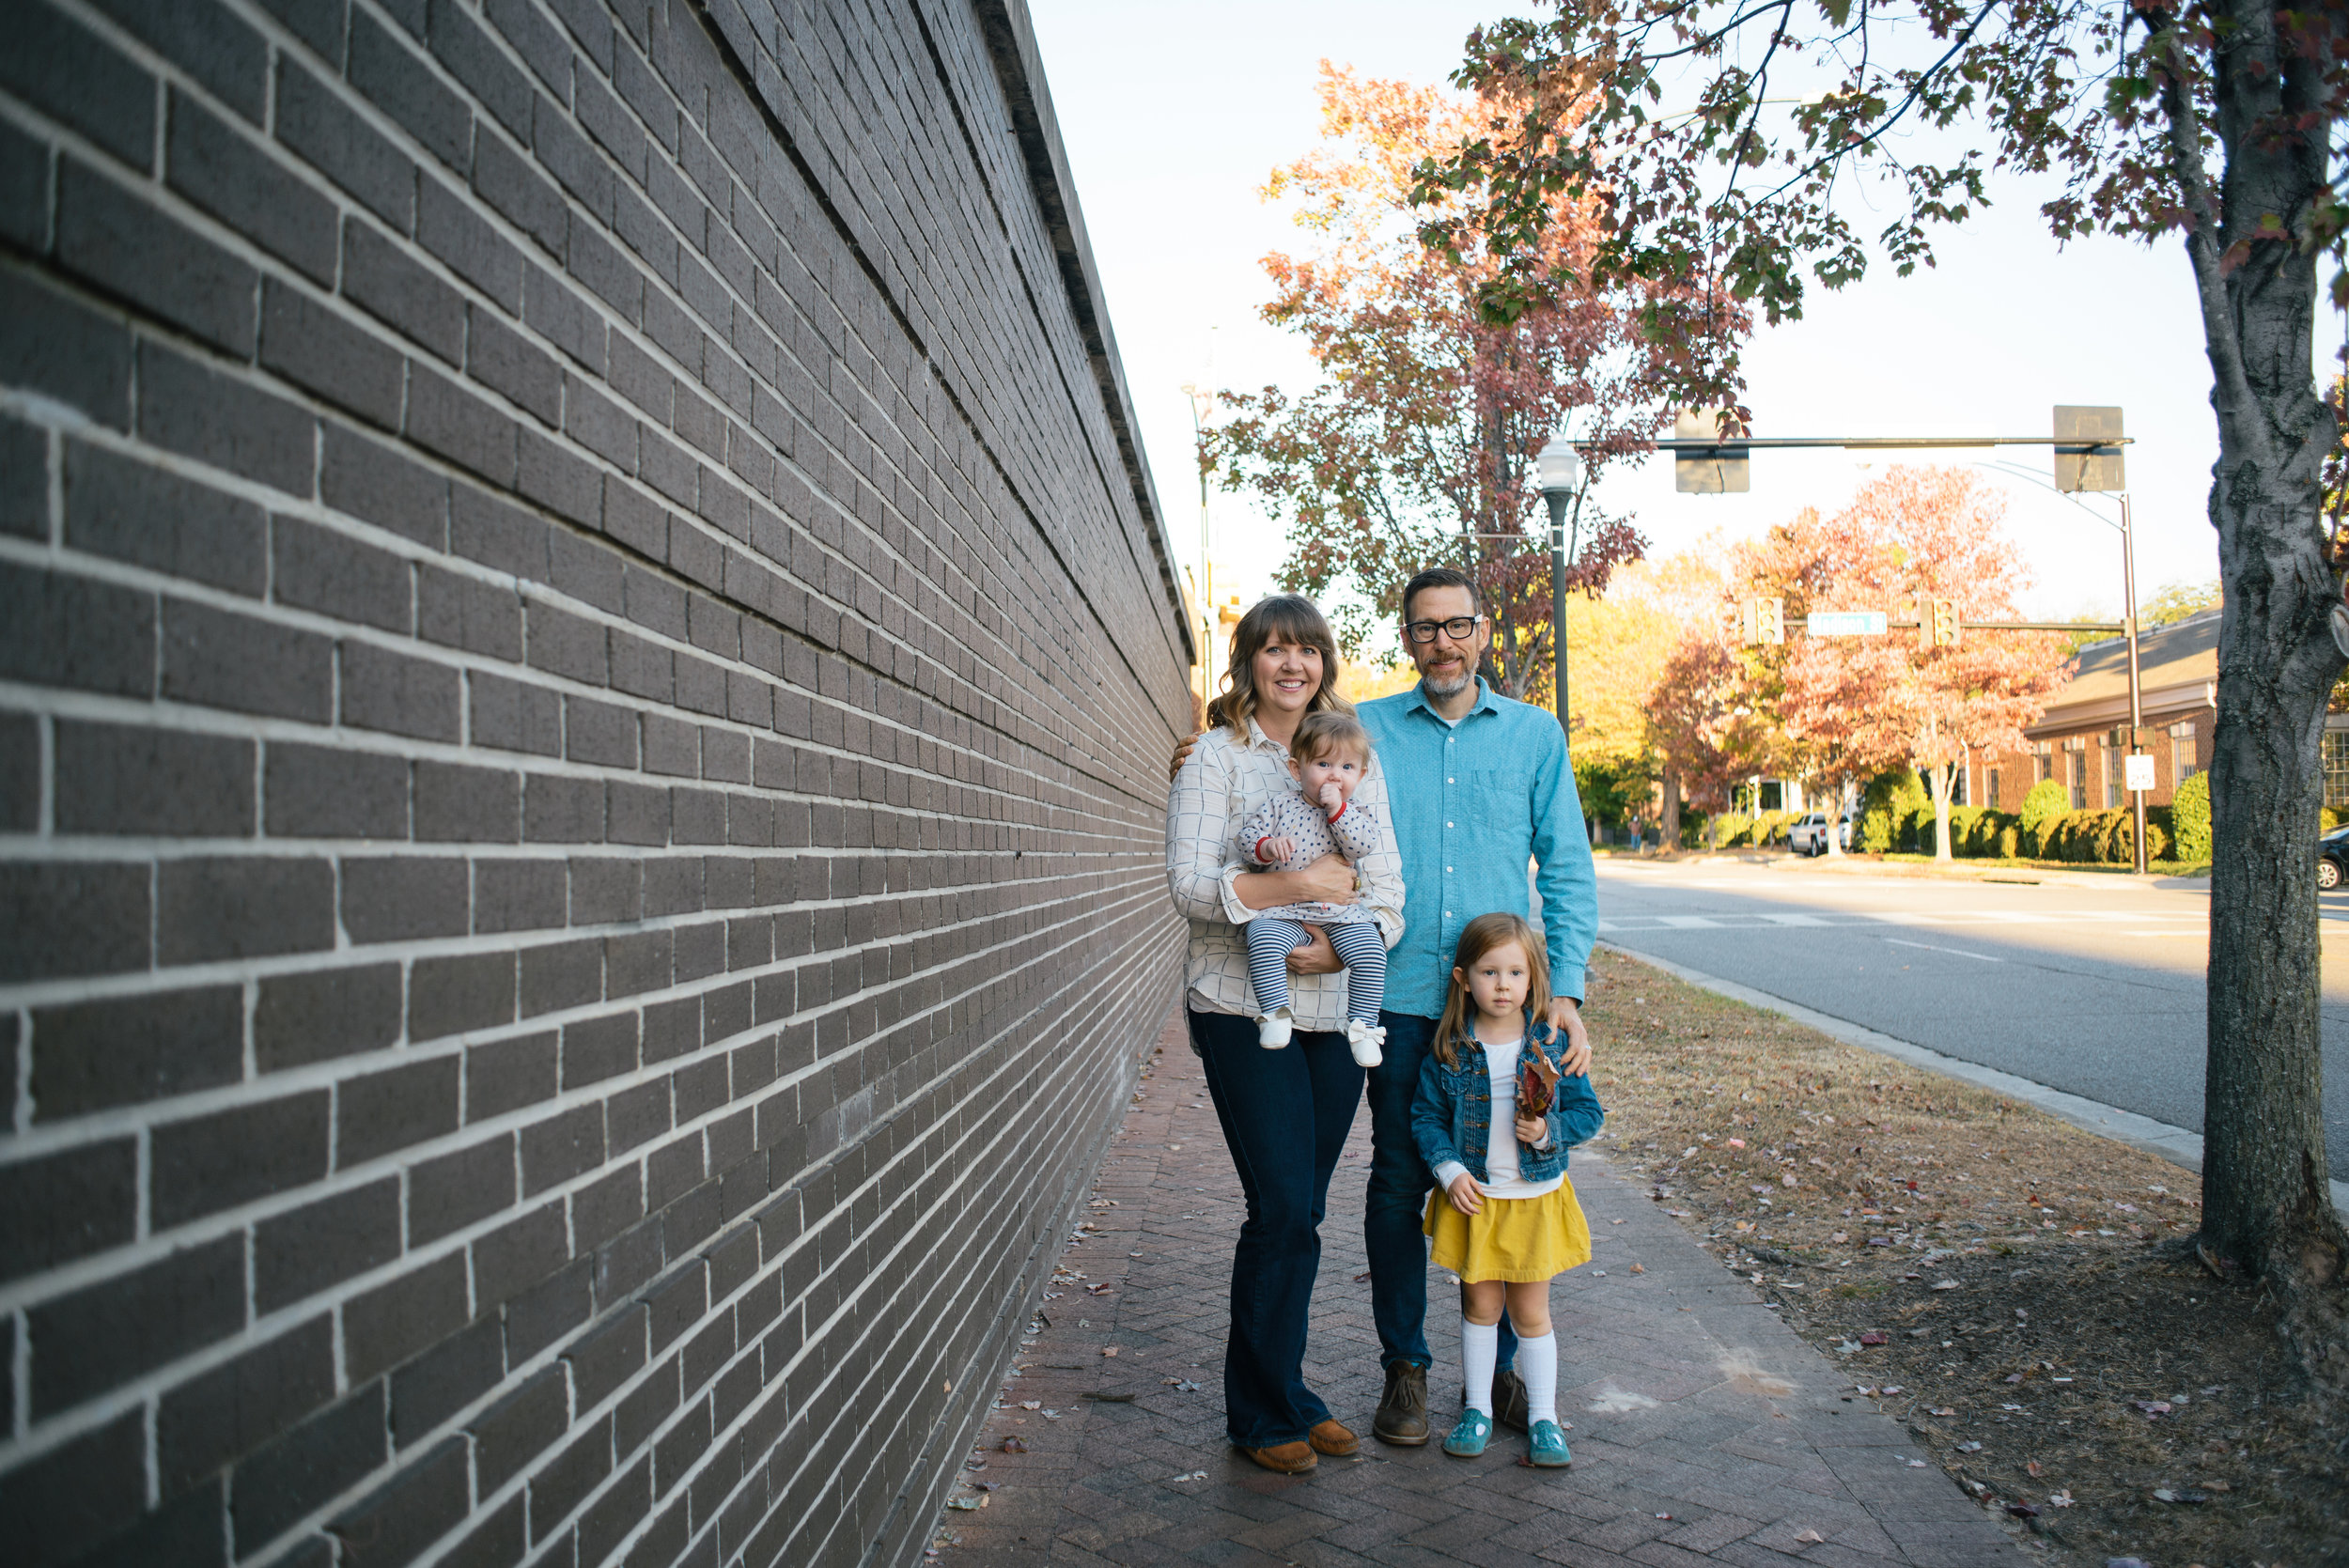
top-left (1432, 912), bottom-right (1552, 1067)
top-left (1205, 594), bottom-right (1351, 737)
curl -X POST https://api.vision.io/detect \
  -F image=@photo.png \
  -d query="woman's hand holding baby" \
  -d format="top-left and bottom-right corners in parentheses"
top-left (1445, 1172), bottom-right (1484, 1217)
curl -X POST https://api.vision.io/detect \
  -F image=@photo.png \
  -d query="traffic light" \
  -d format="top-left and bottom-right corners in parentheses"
top-left (1741, 597), bottom-right (1784, 645)
top-left (1927, 598), bottom-right (1960, 648)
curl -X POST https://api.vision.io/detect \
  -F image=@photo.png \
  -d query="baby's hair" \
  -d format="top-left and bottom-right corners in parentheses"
top-left (1431, 911), bottom-right (1551, 1066)
top-left (1289, 710), bottom-right (1372, 766)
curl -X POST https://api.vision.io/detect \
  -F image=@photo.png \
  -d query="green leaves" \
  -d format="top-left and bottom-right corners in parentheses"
top-left (1414, 0), bottom-right (2266, 416)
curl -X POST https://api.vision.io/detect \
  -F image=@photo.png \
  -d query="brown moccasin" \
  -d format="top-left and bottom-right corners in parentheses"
top-left (1237, 1440), bottom-right (1317, 1474)
top-left (1308, 1418), bottom-right (1360, 1456)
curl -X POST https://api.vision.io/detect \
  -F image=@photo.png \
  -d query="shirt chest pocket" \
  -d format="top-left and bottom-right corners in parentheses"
top-left (1464, 770), bottom-right (1523, 831)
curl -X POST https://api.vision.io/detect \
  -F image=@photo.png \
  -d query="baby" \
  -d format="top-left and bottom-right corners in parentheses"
top-left (1236, 710), bottom-right (1388, 1067)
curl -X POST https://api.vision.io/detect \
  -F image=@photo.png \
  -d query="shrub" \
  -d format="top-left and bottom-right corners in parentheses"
top-left (1858, 808), bottom-right (1892, 853)
top-left (2011, 774), bottom-right (2067, 840)
top-left (1996, 823), bottom-right (2021, 857)
top-left (1681, 813), bottom-right (1706, 849)
top-left (2171, 771), bottom-right (2212, 862)
top-left (1711, 812), bottom-right (1753, 848)
top-left (1948, 805), bottom-right (1985, 855)
top-left (1751, 809), bottom-right (1793, 846)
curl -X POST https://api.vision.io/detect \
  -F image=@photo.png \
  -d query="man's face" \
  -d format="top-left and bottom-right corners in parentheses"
top-left (1402, 584), bottom-right (1488, 698)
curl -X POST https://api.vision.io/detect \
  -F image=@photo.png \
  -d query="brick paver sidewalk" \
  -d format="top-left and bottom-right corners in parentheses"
top-left (933, 1019), bottom-right (2024, 1568)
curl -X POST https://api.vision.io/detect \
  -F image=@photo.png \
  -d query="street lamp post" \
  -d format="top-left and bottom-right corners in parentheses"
top-left (1536, 437), bottom-right (1586, 739)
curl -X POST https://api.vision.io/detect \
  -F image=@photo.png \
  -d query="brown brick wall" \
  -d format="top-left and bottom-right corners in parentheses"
top-left (0, 0), bottom-right (1190, 1564)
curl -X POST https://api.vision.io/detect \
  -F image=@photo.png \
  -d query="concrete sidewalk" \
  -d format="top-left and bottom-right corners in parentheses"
top-left (932, 1019), bottom-right (2026, 1568)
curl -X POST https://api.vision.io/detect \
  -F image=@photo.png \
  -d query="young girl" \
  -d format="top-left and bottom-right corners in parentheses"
top-left (1234, 709), bottom-right (1388, 1066)
top-left (1410, 912), bottom-right (1604, 1467)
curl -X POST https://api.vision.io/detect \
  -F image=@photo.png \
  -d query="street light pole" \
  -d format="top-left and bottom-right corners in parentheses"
top-left (1536, 437), bottom-right (1584, 738)
top-left (1180, 382), bottom-right (1215, 706)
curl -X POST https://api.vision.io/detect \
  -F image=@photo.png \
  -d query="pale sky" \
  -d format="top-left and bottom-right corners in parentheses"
top-left (1027, 1), bottom-right (2245, 654)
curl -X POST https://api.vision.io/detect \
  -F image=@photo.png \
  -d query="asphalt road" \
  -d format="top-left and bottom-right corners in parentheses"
top-left (1589, 856), bottom-right (2349, 1181)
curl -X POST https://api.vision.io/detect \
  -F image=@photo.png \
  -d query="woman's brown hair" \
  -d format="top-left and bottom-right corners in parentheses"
top-left (1205, 594), bottom-right (1351, 737)
top-left (1432, 912), bottom-right (1552, 1066)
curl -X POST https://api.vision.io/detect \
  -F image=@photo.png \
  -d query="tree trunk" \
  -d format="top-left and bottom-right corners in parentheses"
top-left (1661, 763), bottom-right (1682, 850)
top-left (1822, 777), bottom-right (1847, 857)
top-left (1927, 762), bottom-right (1954, 863)
top-left (2186, 6), bottom-right (2349, 1278)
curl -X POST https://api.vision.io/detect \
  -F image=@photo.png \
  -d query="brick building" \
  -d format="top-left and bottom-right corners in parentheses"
top-left (0, 2), bottom-right (1193, 1566)
top-left (1970, 611), bottom-right (2216, 812)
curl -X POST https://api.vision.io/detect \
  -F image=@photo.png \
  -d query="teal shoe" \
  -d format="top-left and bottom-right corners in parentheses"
top-left (1440, 1409), bottom-right (1492, 1457)
top-left (1528, 1420), bottom-right (1572, 1467)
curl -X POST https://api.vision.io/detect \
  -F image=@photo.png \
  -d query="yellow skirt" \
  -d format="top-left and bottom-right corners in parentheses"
top-left (1424, 1178), bottom-right (1594, 1283)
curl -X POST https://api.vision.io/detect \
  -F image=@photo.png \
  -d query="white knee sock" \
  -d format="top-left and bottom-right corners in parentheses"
top-left (1461, 1320), bottom-right (1499, 1418)
top-left (1517, 1330), bottom-right (1559, 1426)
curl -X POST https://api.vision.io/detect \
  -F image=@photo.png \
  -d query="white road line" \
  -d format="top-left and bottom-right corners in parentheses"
top-left (1882, 938), bottom-right (2003, 962)
top-left (1657, 915), bottom-right (1722, 928)
top-left (1762, 913), bottom-right (1830, 926)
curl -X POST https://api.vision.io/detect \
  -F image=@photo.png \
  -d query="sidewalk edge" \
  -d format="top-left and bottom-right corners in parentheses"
top-left (1597, 939), bottom-right (2349, 1219)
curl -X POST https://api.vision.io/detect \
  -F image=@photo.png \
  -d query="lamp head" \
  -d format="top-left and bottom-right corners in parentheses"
top-left (1536, 436), bottom-right (1580, 494)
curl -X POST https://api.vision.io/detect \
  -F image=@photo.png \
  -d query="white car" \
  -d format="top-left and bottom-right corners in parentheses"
top-left (1786, 811), bottom-right (1854, 856)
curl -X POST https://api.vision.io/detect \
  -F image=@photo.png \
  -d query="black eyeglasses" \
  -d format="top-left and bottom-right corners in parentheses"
top-left (1402, 615), bottom-right (1482, 644)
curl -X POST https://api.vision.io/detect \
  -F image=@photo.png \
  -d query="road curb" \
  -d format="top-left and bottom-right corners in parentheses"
top-left (1598, 939), bottom-right (2349, 1219)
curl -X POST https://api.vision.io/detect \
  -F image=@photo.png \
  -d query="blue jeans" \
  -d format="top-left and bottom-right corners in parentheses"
top-left (1366, 1011), bottom-right (1516, 1374)
top-left (1190, 1008), bottom-right (1365, 1448)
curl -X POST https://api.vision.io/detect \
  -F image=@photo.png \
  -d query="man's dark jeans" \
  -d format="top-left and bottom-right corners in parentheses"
top-left (1190, 1008), bottom-right (1364, 1449)
top-left (1366, 1010), bottom-right (1517, 1374)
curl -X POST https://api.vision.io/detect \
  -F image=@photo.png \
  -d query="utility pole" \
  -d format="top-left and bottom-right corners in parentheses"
top-left (2120, 493), bottom-right (2148, 873)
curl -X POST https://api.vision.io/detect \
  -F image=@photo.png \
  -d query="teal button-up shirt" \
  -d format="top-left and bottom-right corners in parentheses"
top-left (1357, 679), bottom-right (1596, 1015)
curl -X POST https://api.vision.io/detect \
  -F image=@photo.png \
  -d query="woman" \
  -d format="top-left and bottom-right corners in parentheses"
top-left (1164, 595), bottom-right (1405, 1474)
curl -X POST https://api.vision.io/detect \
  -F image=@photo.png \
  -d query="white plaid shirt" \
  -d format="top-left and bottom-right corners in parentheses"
top-left (1165, 718), bottom-right (1405, 1028)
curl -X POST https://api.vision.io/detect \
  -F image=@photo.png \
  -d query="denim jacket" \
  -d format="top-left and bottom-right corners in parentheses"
top-left (1409, 1022), bottom-right (1605, 1186)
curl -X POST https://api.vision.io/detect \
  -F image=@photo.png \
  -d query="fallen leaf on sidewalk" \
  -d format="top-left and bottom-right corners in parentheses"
top-left (2046, 1490), bottom-right (2074, 1507)
top-left (1353, 1271), bottom-right (1371, 1282)
top-left (947, 1497), bottom-right (986, 1511)
top-left (2027, 1460), bottom-right (2044, 1477)
top-left (1169, 1470), bottom-right (1207, 1483)
top-left (1000, 1437), bottom-right (1026, 1452)
top-left (1101, 1347), bottom-right (1119, 1357)
top-left (1018, 1401), bottom-right (1041, 1410)
top-left (1793, 1529), bottom-right (1825, 1545)
top-left (1859, 1331), bottom-right (1889, 1345)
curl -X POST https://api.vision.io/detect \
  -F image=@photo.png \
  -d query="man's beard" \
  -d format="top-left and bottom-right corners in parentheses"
top-left (1420, 660), bottom-right (1474, 698)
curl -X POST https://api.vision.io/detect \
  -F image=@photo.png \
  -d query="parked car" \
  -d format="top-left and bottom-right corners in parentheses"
top-left (1787, 811), bottom-right (1856, 856)
top-left (2321, 824), bottom-right (2349, 891)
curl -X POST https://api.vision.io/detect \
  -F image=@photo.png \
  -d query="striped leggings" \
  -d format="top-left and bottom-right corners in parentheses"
top-left (1245, 918), bottom-right (1386, 1025)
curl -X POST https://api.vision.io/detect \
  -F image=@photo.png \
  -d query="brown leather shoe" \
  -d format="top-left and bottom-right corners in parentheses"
top-left (1237, 1439), bottom-right (1317, 1474)
top-left (1373, 1362), bottom-right (1429, 1445)
top-left (1308, 1418), bottom-right (1360, 1456)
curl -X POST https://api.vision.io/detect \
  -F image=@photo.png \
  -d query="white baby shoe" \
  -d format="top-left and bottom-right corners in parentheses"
top-left (1257, 1008), bottom-right (1294, 1049)
top-left (1346, 1019), bottom-right (1385, 1067)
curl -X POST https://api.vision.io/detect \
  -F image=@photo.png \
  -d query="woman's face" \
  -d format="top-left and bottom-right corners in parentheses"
top-left (1251, 633), bottom-right (1325, 717)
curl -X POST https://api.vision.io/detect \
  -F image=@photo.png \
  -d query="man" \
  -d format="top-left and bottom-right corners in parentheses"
top-left (1169, 568), bottom-right (1597, 1444)
top-left (1320, 567), bottom-right (1596, 1445)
